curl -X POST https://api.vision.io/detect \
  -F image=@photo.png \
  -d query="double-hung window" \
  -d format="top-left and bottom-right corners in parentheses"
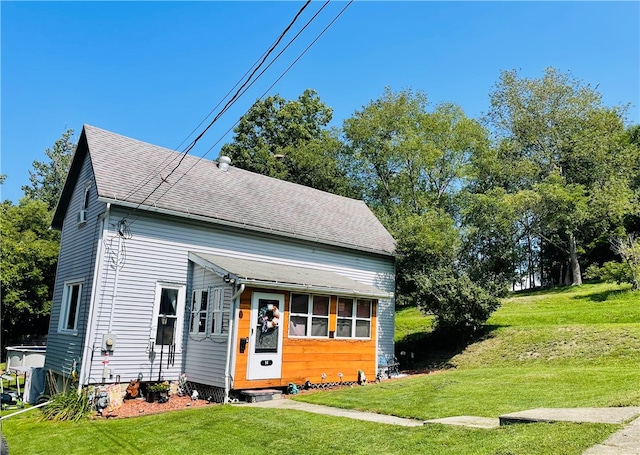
top-left (189, 286), bottom-right (225, 337)
top-left (337, 298), bottom-right (372, 338)
top-left (59, 280), bottom-right (83, 334)
top-left (190, 289), bottom-right (209, 335)
top-left (154, 284), bottom-right (185, 348)
top-left (288, 293), bottom-right (330, 337)
top-left (210, 286), bottom-right (224, 335)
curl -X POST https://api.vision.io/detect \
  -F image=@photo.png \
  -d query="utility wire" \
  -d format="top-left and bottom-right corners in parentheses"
top-left (121, 1), bottom-right (313, 205)
top-left (129, 1), bottom-right (313, 211)
top-left (136, 1), bottom-right (353, 216)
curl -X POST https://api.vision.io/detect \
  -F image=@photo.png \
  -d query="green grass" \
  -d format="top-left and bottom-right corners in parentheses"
top-left (394, 306), bottom-right (434, 342)
top-left (1, 405), bottom-right (616, 455)
top-left (2, 283), bottom-right (638, 454)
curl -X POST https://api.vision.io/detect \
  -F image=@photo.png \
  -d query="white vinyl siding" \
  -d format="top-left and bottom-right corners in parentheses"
top-left (44, 152), bottom-right (104, 379)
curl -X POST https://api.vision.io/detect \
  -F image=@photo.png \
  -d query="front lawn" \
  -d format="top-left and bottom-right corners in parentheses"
top-left (2, 283), bottom-right (638, 454)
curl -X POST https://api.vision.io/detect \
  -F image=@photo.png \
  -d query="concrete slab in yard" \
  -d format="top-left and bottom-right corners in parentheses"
top-left (425, 416), bottom-right (501, 429)
top-left (499, 407), bottom-right (640, 426)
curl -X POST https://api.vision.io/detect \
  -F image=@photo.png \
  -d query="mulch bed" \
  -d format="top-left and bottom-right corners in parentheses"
top-left (93, 371), bottom-right (428, 419)
top-left (95, 394), bottom-right (213, 419)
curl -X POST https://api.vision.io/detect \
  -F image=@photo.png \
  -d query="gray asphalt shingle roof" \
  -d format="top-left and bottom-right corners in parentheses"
top-left (54, 125), bottom-right (395, 256)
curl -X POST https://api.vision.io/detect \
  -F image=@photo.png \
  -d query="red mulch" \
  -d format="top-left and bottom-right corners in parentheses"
top-left (92, 370), bottom-right (435, 419)
top-left (95, 394), bottom-right (213, 419)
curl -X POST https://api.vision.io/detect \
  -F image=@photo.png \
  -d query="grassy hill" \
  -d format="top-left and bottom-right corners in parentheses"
top-left (3, 283), bottom-right (638, 455)
top-left (300, 283), bottom-right (640, 415)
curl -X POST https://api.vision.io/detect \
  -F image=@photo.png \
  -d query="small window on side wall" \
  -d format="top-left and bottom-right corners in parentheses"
top-left (59, 281), bottom-right (83, 333)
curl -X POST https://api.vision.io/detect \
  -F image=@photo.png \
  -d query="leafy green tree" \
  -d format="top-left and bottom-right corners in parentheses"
top-left (342, 88), bottom-right (488, 222)
top-left (460, 188), bottom-right (522, 292)
top-left (343, 88), bottom-right (498, 332)
top-left (483, 68), bottom-right (639, 286)
top-left (22, 128), bottom-right (77, 211)
top-left (1, 199), bottom-right (60, 346)
top-left (221, 89), bottom-right (353, 196)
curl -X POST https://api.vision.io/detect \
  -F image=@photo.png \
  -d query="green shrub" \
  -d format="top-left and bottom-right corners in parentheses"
top-left (413, 266), bottom-right (500, 335)
top-left (585, 261), bottom-right (635, 286)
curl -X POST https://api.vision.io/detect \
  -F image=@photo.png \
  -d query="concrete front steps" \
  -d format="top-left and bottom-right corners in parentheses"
top-left (239, 389), bottom-right (283, 403)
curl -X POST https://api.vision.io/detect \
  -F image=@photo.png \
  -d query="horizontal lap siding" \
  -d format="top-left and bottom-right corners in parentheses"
top-left (87, 209), bottom-right (393, 386)
top-left (232, 289), bottom-right (377, 390)
top-left (183, 266), bottom-right (230, 388)
top-left (45, 154), bottom-right (104, 377)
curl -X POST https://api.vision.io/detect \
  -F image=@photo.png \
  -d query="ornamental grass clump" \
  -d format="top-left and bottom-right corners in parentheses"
top-left (39, 388), bottom-right (90, 422)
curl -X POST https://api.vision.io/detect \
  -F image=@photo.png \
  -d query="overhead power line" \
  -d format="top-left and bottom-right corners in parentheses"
top-left (140, 1), bottom-right (354, 213)
top-left (124, 0), bottom-right (353, 226)
top-left (121, 1), bottom-right (313, 206)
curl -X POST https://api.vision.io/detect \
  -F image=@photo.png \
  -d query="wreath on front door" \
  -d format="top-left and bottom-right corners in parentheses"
top-left (259, 304), bottom-right (280, 333)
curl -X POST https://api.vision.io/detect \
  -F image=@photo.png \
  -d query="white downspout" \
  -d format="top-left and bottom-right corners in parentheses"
top-left (224, 283), bottom-right (244, 402)
top-left (79, 203), bottom-right (110, 391)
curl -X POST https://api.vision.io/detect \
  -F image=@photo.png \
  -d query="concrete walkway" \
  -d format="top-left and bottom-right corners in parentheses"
top-left (583, 416), bottom-right (640, 455)
top-left (240, 399), bottom-right (640, 453)
top-left (239, 399), bottom-right (424, 427)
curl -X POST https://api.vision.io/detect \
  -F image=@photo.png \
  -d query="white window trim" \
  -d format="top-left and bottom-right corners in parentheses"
top-left (189, 289), bottom-right (209, 336)
top-left (189, 286), bottom-right (225, 338)
top-left (336, 298), bottom-right (372, 339)
top-left (288, 293), bottom-right (330, 338)
top-left (210, 286), bottom-right (225, 336)
top-left (151, 282), bottom-right (186, 352)
top-left (58, 279), bottom-right (84, 335)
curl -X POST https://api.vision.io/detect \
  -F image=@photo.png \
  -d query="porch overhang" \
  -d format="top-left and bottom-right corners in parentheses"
top-left (188, 252), bottom-right (392, 300)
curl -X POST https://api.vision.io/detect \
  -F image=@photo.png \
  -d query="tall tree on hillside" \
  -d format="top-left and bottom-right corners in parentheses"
top-left (342, 88), bottom-right (488, 225)
top-left (220, 89), bottom-right (353, 196)
top-left (343, 88), bottom-right (499, 333)
top-left (482, 68), bottom-right (639, 286)
top-left (22, 128), bottom-right (77, 210)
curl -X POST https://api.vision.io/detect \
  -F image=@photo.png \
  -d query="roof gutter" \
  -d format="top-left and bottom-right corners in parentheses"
top-left (98, 197), bottom-right (395, 257)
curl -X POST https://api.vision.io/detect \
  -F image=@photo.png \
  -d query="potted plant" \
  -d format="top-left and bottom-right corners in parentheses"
top-left (146, 382), bottom-right (169, 403)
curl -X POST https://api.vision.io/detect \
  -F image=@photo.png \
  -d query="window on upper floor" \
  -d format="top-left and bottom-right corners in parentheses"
top-left (83, 182), bottom-right (91, 210)
top-left (288, 293), bottom-right (330, 338)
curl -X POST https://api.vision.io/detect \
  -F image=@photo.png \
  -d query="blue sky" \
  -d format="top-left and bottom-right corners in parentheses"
top-left (2, 1), bottom-right (639, 204)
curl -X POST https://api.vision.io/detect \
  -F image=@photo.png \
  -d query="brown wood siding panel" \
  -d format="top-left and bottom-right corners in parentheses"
top-left (233, 289), bottom-right (377, 389)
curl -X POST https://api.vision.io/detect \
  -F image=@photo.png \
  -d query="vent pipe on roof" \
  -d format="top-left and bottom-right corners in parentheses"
top-left (218, 156), bottom-right (231, 172)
